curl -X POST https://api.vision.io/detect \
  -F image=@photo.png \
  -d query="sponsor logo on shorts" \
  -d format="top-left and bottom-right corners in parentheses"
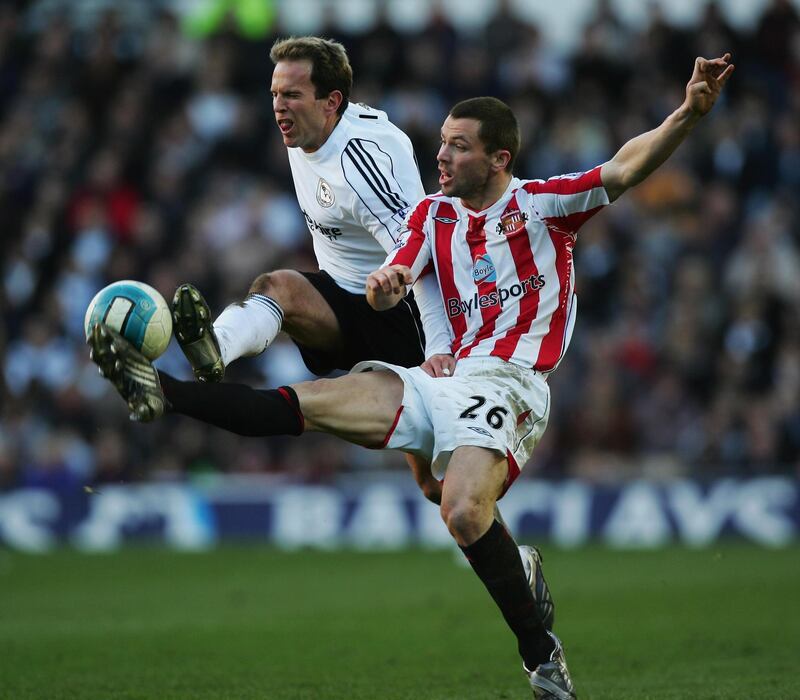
top-left (446, 274), bottom-right (545, 318)
top-left (468, 426), bottom-right (493, 437)
top-left (316, 178), bottom-right (335, 208)
top-left (472, 254), bottom-right (496, 283)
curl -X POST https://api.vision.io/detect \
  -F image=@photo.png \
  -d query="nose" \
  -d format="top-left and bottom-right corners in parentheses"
top-left (437, 143), bottom-right (449, 164)
top-left (273, 95), bottom-right (285, 113)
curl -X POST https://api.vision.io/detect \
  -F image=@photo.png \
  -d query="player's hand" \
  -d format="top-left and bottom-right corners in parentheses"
top-left (366, 265), bottom-right (413, 310)
top-left (421, 353), bottom-right (456, 378)
top-left (685, 53), bottom-right (734, 117)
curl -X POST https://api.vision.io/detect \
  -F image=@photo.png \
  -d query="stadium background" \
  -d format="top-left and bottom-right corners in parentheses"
top-left (2, 2), bottom-right (800, 698)
top-left (3, 0), bottom-right (799, 538)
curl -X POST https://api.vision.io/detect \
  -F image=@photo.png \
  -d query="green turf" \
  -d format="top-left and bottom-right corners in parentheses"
top-left (1, 544), bottom-right (798, 699)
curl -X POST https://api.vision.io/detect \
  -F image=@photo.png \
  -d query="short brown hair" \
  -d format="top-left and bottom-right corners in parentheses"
top-left (270, 37), bottom-right (352, 115)
top-left (449, 97), bottom-right (520, 172)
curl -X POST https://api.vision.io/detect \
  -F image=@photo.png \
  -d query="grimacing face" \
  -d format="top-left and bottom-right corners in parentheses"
top-left (271, 59), bottom-right (331, 152)
top-left (437, 116), bottom-right (496, 203)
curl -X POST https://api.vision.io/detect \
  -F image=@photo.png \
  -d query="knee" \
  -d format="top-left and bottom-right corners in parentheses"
top-left (248, 270), bottom-right (298, 303)
top-left (440, 498), bottom-right (483, 542)
top-left (249, 272), bottom-right (273, 296)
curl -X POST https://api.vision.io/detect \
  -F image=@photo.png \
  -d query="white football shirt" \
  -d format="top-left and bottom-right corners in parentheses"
top-left (386, 167), bottom-right (610, 371)
top-left (286, 102), bottom-right (451, 356)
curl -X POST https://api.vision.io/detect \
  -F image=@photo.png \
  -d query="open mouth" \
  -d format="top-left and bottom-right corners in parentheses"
top-left (439, 170), bottom-right (453, 186)
top-left (277, 119), bottom-right (294, 135)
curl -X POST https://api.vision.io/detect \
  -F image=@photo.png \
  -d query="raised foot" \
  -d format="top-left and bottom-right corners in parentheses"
top-left (171, 283), bottom-right (225, 382)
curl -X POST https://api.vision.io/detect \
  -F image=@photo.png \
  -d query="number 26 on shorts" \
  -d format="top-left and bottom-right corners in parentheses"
top-left (458, 395), bottom-right (508, 429)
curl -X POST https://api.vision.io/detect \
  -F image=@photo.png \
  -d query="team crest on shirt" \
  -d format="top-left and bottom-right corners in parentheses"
top-left (472, 254), bottom-right (496, 284)
top-left (316, 178), bottom-right (335, 208)
top-left (496, 211), bottom-right (529, 236)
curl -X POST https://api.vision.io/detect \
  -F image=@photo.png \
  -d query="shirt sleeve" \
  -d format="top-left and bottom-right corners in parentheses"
top-left (385, 199), bottom-right (433, 281)
top-left (342, 136), bottom-right (425, 252)
top-left (385, 199), bottom-right (452, 358)
top-left (521, 165), bottom-right (610, 235)
top-left (412, 273), bottom-right (453, 358)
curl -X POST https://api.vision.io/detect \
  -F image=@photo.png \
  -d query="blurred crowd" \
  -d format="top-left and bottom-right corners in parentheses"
top-left (2, 0), bottom-right (800, 492)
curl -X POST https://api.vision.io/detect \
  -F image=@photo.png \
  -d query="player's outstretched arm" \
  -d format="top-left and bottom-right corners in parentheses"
top-left (601, 53), bottom-right (734, 202)
top-left (366, 264), bottom-right (414, 310)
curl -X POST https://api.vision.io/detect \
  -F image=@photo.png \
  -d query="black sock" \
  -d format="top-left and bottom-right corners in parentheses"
top-left (158, 372), bottom-right (303, 436)
top-left (461, 519), bottom-right (554, 670)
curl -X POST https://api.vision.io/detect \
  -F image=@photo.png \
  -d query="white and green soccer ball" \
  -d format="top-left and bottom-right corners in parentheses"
top-left (84, 280), bottom-right (173, 360)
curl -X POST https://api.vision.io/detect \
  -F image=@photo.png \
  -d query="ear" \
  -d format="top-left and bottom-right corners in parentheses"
top-left (491, 149), bottom-right (512, 173)
top-left (325, 90), bottom-right (344, 115)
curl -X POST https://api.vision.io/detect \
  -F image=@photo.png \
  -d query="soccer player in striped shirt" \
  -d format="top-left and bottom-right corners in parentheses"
top-left (91, 53), bottom-right (733, 698)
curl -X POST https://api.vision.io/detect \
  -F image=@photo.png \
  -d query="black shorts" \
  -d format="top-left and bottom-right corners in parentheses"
top-left (294, 271), bottom-right (425, 375)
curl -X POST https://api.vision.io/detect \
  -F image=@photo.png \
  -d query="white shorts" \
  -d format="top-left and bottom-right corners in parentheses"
top-left (351, 356), bottom-right (550, 494)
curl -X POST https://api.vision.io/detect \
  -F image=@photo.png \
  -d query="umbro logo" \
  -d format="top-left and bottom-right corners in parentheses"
top-left (433, 216), bottom-right (459, 224)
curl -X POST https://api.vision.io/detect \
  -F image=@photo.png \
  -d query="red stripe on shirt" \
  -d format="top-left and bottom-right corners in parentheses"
top-left (491, 196), bottom-right (542, 362)
top-left (534, 229), bottom-right (575, 371)
top-left (543, 205), bottom-right (604, 237)
top-left (433, 201), bottom-right (465, 355)
top-left (388, 198), bottom-right (435, 269)
top-left (459, 215), bottom-right (501, 359)
top-left (522, 165), bottom-right (603, 196)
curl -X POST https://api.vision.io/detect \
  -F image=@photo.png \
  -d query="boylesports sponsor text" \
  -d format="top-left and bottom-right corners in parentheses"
top-left (447, 274), bottom-right (545, 318)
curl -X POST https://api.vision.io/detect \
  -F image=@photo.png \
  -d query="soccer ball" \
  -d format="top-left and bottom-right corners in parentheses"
top-left (84, 280), bottom-right (173, 360)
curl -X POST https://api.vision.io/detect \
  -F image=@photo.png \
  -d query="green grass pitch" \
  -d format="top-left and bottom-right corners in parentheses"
top-left (1, 544), bottom-right (798, 699)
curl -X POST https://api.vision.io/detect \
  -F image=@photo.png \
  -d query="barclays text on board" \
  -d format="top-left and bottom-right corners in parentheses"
top-left (0, 478), bottom-right (797, 552)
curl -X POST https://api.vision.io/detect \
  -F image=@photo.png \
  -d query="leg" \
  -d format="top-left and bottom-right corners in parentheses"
top-left (163, 368), bottom-right (403, 446)
top-left (248, 270), bottom-right (343, 351)
top-left (292, 370), bottom-right (404, 446)
top-left (406, 453), bottom-right (443, 504)
top-left (408, 451), bottom-right (554, 632)
top-left (89, 322), bottom-right (403, 446)
top-left (440, 446), bottom-right (555, 671)
top-left (173, 271), bottom-right (345, 382)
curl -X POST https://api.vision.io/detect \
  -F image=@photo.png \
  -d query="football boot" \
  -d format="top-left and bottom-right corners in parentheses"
top-left (171, 283), bottom-right (225, 382)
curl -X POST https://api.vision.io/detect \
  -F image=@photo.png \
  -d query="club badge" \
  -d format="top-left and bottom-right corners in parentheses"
top-left (316, 179), bottom-right (335, 208)
top-left (496, 210), bottom-right (528, 236)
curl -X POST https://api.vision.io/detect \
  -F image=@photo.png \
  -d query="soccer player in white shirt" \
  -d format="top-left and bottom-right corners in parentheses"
top-left (90, 53), bottom-right (734, 699)
top-left (172, 37), bottom-right (453, 383)
top-left (174, 35), bottom-right (453, 516)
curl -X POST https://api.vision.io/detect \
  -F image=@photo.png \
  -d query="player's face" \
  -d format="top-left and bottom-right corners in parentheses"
top-left (271, 60), bottom-right (331, 152)
top-left (437, 117), bottom-right (494, 202)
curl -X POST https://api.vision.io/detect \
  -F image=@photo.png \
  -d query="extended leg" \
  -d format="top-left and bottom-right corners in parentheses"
top-left (163, 367), bottom-right (403, 448)
top-left (90, 323), bottom-right (404, 445)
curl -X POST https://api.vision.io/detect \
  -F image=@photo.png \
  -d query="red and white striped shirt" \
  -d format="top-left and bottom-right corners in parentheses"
top-left (387, 166), bottom-right (609, 372)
